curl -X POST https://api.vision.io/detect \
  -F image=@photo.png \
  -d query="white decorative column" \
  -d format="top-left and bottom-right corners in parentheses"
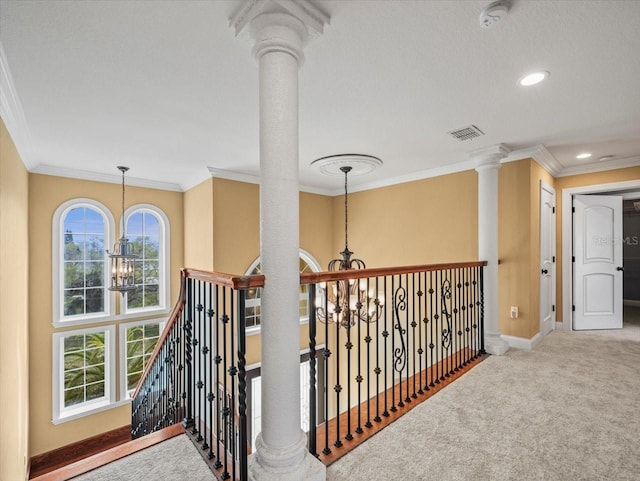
top-left (232, 2), bottom-right (328, 480)
top-left (472, 144), bottom-right (510, 356)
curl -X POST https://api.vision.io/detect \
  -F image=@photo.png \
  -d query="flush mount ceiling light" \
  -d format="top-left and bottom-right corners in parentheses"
top-left (576, 152), bottom-right (592, 160)
top-left (599, 155), bottom-right (615, 162)
top-left (519, 71), bottom-right (549, 87)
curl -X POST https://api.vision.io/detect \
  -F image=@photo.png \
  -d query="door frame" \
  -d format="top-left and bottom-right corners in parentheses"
top-left (539, 180), bottom-right (556, 336)
top-left (561, 179), bottom-right (640, 331)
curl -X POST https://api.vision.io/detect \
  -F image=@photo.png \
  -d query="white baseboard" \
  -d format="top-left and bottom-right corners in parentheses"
top-left (502, 333), bottom-right (542, 350)
top-left (555, 321), bottom-right (564, 330)
top-left (623, 299), bottom-right (640, 307)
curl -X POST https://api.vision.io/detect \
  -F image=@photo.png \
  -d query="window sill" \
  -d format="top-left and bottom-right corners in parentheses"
top-left (53, 309), bottom-right (171, 329)
top-left (53, 398), bottom-right (131, 425)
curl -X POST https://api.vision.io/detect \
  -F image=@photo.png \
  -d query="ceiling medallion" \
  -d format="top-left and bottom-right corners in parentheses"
top-left (310, 153), bottom-right (383, 176)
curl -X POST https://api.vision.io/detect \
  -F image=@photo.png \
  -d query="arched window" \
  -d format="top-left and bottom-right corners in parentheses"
top-left (123, 205), bottom-right (170, 314)
top-left (53, 199), bottom-right (114, 325)
top-left (244, 250), bottom-right (321, 331)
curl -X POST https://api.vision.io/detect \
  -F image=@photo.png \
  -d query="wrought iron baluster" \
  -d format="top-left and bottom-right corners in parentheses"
top-left (334, 282), bottom-right (342, 448)
top-left (355, 280), bottom-right (363, 435)
top-left (195, 280), bottom-right (203, 441)
top-left (479, 266), bottom-right (486, 354)
top-left (308, 283), bottom-right (318, 457)
top-left (207, 284), bottom-right (215, 460)
top-left (364, 277), bottom-right (372, 429)
top-left (382, 275), bottom-right (389, 417)
top-left (322, 282), bottom-right (331, 456)
top-left (373, 276), bottom-right (382, 424)
top-left (183, 277), bottom-right (194, 430)
top-left (214, 285), bottom-right (222, 469)
top-left (221, 287), bottom-right (230, 479)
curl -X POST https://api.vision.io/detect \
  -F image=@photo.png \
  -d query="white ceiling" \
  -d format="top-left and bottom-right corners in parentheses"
top-left (1, 0), bottom-right (639, 194)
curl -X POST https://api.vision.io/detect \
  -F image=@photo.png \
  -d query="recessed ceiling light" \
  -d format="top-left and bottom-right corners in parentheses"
top-left (519, 71), bottom-right (549, 86)
top-left (576, 152), bottom-right (592, 159)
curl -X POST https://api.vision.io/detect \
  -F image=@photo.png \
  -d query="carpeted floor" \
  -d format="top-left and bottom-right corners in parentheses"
top-left (327, 310), bottom-right (640, 481)
top-left (71, 434), bottom-right (214, 481)
top-left (72, 308), bottom-right (640, 481)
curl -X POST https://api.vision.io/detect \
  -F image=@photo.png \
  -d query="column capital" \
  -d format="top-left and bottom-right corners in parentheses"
top-left (231, 0), bottom-right (330, 64)
top-left (471, 143), bottom-right (511, 171)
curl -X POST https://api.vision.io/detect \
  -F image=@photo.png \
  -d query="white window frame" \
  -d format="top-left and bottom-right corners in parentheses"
top-left (118, 317), bottom-right (167, 400)
top-left (52, 199), bottom-right (115, 327)
top-left (244, 249), bottom-right (322, 335)
top-left (52, 324), bottom-right (117, 423)
top-left (122, 204), bottom-right (171, 316)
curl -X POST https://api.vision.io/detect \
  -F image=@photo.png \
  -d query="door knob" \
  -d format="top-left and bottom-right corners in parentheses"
top-left (617, 266), bottom-right (624, 272)
top-left (541, 269), bottom-right (548, 274)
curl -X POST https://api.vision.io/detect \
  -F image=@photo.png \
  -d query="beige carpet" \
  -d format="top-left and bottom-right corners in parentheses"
top-left (328, 314), bottom-right (640, 481)
top-left (71, 434), bottom-right (215, 481)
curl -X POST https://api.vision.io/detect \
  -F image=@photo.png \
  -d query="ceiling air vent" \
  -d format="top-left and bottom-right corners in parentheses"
top-left (448, 125), bottom-right (484, 141)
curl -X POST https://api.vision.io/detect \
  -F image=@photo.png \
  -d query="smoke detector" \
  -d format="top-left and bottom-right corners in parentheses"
top-left (479, 1), bottom-right (511, 29)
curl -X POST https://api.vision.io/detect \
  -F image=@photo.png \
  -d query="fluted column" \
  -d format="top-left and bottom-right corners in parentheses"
top-left (232, 2), bottom-right (328, 480)
top-left (473, 144), bottom-right (510, 355)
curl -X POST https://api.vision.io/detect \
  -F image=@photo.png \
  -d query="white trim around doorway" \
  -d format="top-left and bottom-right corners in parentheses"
top-left (561, 179), bottom-right (640, 332)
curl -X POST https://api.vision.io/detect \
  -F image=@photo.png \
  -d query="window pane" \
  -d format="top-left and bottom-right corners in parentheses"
top-left (84, 209), bottom-right (104, 234)
top-left (85, 262), bottom-right (103, 287)
top-left (143, 261), bottom-right (159, 284)
top-left (61, 206), bottom-right (106, 319)
top-left (84, 347), bottom-right (105, 367)
top-left (64, 334), bottom-right (84, 353)
top-left (128, 339), bottom-right (143, 357)
top-left (128, 373), bottom-right (142, 390)
top-left (64, 368), bottom-right (85, 388)
top-left (64, 387), bottom-right (85, 407)
top-left (63, 208), bottom-right (85, 235)
top-left (144, 285), bottom-right (159, 307)
top-left (127, 288), bottom-right (143, 309)
top-left (85, 288), bottom-right (104, 314)
top-left (64, 353), bottom-right (84, 371)
top-left (64, 233), bottom-right (84, 260)
top-left (86, 235), bottom-right (104, 260)
top-left (65, 262), bottom-right (85, 289)
top-left (144, 323), bottom-right (160, 337)
top-left (60, 330), bottom-right (107, 409)
top-left (64, 290), bottom-right (85, 316)
top-left (126, 212), bottom-right (143, 237)
top-left (86, 381), bottom-right (105, 401)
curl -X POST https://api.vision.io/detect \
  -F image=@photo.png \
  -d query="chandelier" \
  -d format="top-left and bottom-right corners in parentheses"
top-left (313, 158), bottom-right (384, 327)
top-left (107, 166), bottom-right (138, 293)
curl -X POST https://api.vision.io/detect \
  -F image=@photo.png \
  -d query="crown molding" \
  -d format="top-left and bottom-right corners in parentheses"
top-left (31, 164), bottom-right (182, 192)
top-left (0, 40), bottom-right (35, 170)
top-left (554, 155), bottom-right (640, 178)
top-left (207, 166), bottom-right (260, 185)
top-left (504, 144), bottom-right (563, 176)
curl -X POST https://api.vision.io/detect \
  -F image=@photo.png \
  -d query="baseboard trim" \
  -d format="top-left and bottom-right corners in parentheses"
top-left (503, 333), bottom-right (542, 350)
top-left (555, 321), bottom-right (564, 331)
top-left (623, 299), bottom-right (640, 307)
top-left (30, 424), bottom-right (184, 481)
top-left (29, 425), bottom-right (131, 479)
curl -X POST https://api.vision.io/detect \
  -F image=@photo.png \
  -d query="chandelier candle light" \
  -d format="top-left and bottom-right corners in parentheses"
top-left (107, 166), bottom-right (138, 293)
top-left (311, 154), bottom-right (385, 327)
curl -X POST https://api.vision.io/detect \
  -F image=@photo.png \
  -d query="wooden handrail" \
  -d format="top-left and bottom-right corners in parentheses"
top-left (300, 260), bottom-right (487, 284)
top-left (132, 268), bottom-right (265, 400)
top-left (182, 268), bottom-right (265, 290)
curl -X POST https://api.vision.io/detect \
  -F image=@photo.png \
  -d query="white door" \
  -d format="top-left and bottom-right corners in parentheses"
top-left (539, 182), bottom-right (556, 336)
top-left (573, 195), bottom-right (623, 330)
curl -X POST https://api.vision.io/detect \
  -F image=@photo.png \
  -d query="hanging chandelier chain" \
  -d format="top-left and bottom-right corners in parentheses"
top-left (343, 166), bottom-right (349, 250)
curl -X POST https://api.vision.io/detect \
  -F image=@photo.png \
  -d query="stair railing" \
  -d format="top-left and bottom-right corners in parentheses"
top-left (301, 261), bottom-right (486, 458)
top-left (132, 268), bottom-right (264, 481)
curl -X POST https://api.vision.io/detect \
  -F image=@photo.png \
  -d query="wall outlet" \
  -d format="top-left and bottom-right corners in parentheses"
top-left (510, 306), bottom-right (519, 319)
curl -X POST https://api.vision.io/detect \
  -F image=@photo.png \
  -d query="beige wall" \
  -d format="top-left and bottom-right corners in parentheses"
top-left (0, 120), bottom-right (30, 480)
top-left (554, 166), bottom-right (640, 317)
top-left (498, 159), bottom-right (556, 340)
top-left (181, 177), bottom-right (334, 366)
top-left (28, 174), bottom-right (184, 456)
top-left (184, 178), bottom-right (214, 271)
top-left (498, 160), bottom-right (532, 338)
top-left (334, 170), bottom-right (479, 268)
